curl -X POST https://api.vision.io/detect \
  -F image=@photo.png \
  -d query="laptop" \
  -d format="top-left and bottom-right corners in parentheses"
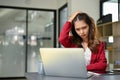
top-left (39, 48), bottom-right (93, 78)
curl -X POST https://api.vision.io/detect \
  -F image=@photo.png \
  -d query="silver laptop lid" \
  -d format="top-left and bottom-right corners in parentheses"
top-left (39, 48), bottom-right (90, 78)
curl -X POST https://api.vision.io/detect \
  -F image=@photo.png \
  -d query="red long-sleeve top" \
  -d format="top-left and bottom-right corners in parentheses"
top-left (58, 21), bottom-right (107, 74)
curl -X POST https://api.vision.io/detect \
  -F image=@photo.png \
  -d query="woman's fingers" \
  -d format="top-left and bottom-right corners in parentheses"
top-left (68, 11), bottom-right (81, 22)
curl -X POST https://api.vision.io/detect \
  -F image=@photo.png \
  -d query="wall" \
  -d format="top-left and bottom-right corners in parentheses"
top-left (0, 0), bottom-right (100, 21)
top-left (0, 0), bottom-right (57, 9)
top-left (67, 0), bottom-right (100, 22)
top-left (57, 0), bottom-right (67, 8)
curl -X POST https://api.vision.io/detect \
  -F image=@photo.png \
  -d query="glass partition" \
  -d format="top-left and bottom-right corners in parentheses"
top-left (0, 7), bottom-right (56, 77)
top-left (27, 10), bottom-right (55, 72)
top-left (0, 8), bottom-right (26, 77)
top-left (58, 4), bottom-right (68, 47)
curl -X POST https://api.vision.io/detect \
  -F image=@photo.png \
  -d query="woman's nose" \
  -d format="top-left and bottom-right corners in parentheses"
top-left (80, 30), bottom-right (84, 34)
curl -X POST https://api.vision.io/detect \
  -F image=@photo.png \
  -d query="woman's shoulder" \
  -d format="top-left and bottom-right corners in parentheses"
top-left (94, 39), bottom-right (104, 46)
top-left (96, 41), bottom-right (105, 50)
top-left (93, 41), bottom-right (105, 54)
top-left (94, 40), bottom-right (105, 49)
top-left (99, 41), bottom-right (105, 46)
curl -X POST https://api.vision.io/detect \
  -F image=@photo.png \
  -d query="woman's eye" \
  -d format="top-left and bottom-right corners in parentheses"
top-left (82, 26), bottom-right (87, 29)
top-left (76, 29), bottom-right (80, 31)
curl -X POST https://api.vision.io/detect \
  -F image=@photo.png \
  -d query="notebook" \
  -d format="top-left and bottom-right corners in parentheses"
top-left (39, 48), bottom-right (93, 79)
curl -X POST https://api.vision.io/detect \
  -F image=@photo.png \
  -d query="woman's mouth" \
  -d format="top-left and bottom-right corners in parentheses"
top-left (81, 34), bottom-right (86, 37)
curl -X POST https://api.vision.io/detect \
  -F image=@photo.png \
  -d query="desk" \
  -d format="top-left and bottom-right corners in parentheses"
top-left (25, 73), bottom-right (120, 80)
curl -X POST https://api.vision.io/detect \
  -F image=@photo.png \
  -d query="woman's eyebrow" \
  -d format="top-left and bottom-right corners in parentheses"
top-left (82, 25), bottom-right (87, 28)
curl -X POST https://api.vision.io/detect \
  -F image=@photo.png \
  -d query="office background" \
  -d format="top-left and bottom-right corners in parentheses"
top-left (0, 0), bottom-right (119, 79)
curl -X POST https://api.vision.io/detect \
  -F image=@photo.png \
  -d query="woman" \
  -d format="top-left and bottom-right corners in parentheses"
top-left (58, 11), bottom-right (107, 74)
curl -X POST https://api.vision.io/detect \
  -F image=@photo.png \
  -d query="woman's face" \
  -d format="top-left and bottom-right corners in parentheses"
top-left (74, 20), bottom-right (89, 41)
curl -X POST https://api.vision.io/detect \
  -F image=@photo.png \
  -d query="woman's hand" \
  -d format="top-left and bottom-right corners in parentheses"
top-left (68, 11), bottom-right (81, 22)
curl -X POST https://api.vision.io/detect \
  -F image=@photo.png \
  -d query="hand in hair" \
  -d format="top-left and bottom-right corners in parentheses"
top-left (68, 11), bottom-right (81, 22)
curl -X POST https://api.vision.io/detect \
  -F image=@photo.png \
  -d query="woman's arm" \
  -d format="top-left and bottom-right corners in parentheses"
top-left (59, 11), bottom-right (80, 47)
top-left (58, 21), bottom-right (73, 47)
top-left (87, 42), bottom-right (107, 73)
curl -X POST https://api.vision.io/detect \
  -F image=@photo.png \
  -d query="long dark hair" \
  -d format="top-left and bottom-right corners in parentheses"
top-left (71, 13), bottom-right (100, 53)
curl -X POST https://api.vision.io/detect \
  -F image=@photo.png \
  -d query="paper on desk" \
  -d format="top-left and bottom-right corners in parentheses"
top-left (88, 71), bottom-right (101, 76)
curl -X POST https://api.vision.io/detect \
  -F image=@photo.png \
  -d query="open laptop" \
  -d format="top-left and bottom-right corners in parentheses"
top-left (39, 48), bottom-right (93, 79)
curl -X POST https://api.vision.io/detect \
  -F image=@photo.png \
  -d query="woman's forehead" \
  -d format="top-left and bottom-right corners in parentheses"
top-left (74, 20), bottom-right (87, 27)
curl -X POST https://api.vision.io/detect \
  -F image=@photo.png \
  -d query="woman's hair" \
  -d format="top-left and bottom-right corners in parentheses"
top-left (71, 13), bottom-right (100, 53)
